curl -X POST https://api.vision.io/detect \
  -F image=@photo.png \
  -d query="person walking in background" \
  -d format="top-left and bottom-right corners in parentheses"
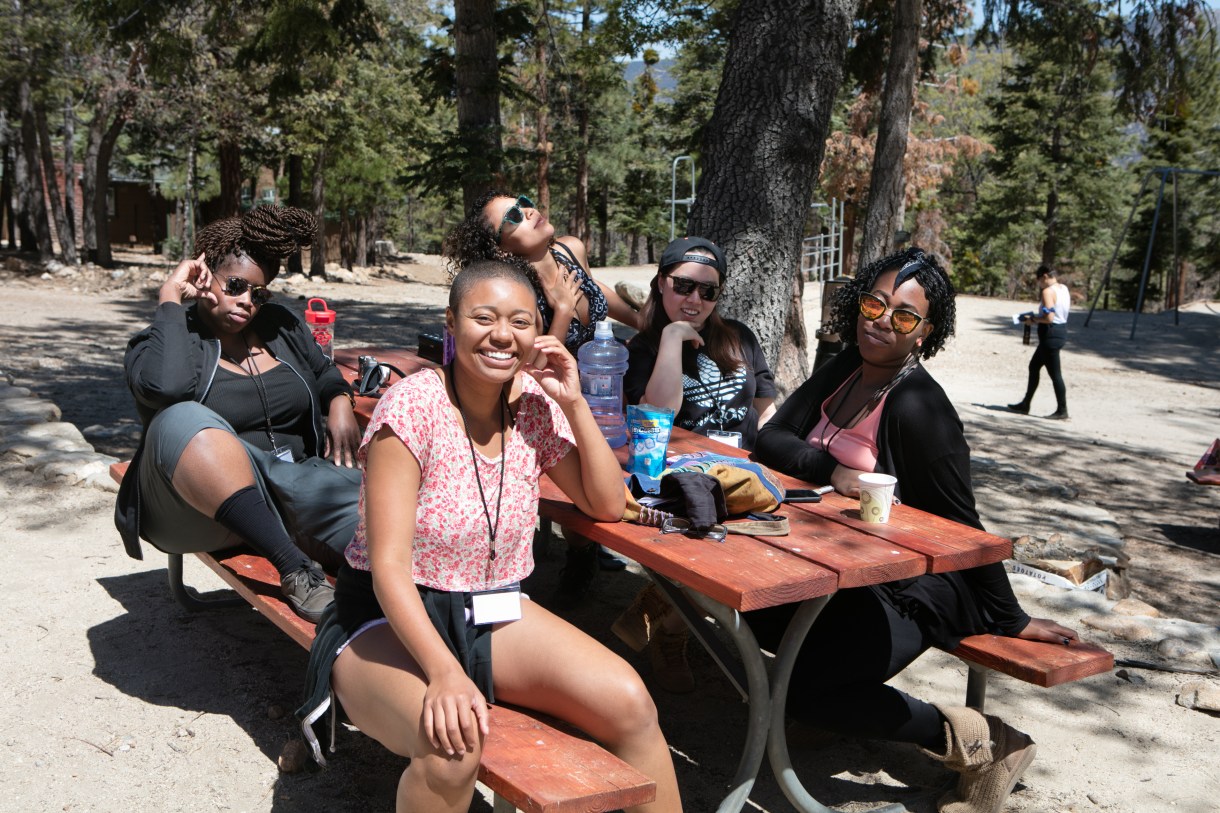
top-left (1009, 265), bottom-right (1070, 420)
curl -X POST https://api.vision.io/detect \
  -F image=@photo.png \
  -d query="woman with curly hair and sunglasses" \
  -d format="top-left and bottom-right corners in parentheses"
top-left (749, 247), bottom-right (1079, 813)
top-left (115, 206), bottom-right (361, 623)
top-left (441, 191), bottom-right (641, 353)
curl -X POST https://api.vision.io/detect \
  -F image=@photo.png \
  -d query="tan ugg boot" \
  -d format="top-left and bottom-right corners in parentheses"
top-left (921, 705), bottom-right (1037, 813)
top-left (611, 583), bottom-right (673, 652)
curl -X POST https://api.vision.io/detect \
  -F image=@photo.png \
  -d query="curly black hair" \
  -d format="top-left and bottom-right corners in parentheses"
top-left (440, 190), bottom-right (547, 299)
top-left (193, 205), bottom-right (316, 281)
top-left (826, 246), bottom-right (956, 360)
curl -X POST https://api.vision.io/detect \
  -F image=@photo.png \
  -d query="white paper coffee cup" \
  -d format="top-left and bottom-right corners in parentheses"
top-left (858, 473), bottom-right (898, 523)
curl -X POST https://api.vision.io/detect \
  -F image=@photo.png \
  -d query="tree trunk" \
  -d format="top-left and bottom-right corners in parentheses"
top-left (1, 143), bottom-right (16, 249)
top-left (629, 232), bottom-right (640, 265)
top-left (287, 154), bottom-right (303, 275)
top-left (310, 147), bottom-right (326, 276)
top-left (339, 210), bottom-right (352, 269)
top-left (18, 79), bottom-right (54, 260)
top-left (217, 139), bottom-right (241, 218)
top-left (62, 93), bottom-right (76, 259)
top-left (1041, 127), bottom-right (1061, 267)
top-left (856, 0), bottom-right (921, 269)
top-left (355, 213), bottom-right (368, 267)
top-left (35, 101), bottom-right (78, 265)
top-left (454, 0), bottom-right (502, 210)
top-left (535, 6), bottom-right (550, 213)
top-left (572, 0), bottom-right (592, 245)
top-left (81, 111), bottom-right (101, 258)
top-left (688, 0), bottom-right (858, 393)
top-left (596, 184), bottom-right (609, 266)
top-left (93, 108), bottom-right (129, 268)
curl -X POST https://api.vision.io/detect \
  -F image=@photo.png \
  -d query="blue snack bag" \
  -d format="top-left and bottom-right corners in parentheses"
top-left (626, 404), bottom-right (675, 479)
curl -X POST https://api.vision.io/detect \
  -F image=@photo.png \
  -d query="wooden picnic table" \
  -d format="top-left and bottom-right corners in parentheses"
top-left (332, 346), bottom-right (1021, 813)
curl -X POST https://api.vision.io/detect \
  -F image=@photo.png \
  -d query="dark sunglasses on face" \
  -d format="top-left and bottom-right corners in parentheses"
top-left (216, 273), bottom-right (272, 305)
top-left (858, 291), bottom-right (925, 334)
top-left (495, 195), bottom-right (535, 243)
top-left (668, 274), bottom-right (721, 302)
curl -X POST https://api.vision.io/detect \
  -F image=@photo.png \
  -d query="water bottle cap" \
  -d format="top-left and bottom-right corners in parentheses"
top-left (305, 298), bottom-right (335, 324)
top-left (594, 320), bottom-right (615, 340)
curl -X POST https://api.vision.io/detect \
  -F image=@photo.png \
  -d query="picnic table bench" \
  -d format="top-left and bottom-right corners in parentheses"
top-left (107, 460), bottom-right (655, 813)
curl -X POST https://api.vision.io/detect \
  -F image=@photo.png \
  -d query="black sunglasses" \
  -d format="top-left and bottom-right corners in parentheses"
top-left (494, 195), bottom-right (535, 243)
top-left (858, 292), bottom-right (926, 334)
top-left (216, 273), bottom-right (272, 305)
top-left (667, 274), bottom-right (721, 302)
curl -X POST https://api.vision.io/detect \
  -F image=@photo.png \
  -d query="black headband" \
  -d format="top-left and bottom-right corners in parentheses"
top-left (894, 258), bottom-right (928, 287)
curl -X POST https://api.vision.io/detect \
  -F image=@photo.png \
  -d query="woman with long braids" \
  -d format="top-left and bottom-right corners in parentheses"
top-left (750, 247), bottom-right (1079, 813)
top-left (443, 192), bottom-right (643, 604)
top-left (115, 206), bottom-right (361, 622)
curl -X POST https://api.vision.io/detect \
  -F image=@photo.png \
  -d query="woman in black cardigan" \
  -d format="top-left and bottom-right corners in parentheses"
top-left (752, 247), bottom-right (1077, 813)
top-left (116, 207), bottom-right (360, 623)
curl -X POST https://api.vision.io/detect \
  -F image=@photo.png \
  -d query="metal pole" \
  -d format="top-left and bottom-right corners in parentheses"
top-left (1131, 170), bottom-right (1168, 339)
top-left (1085, 171), bottom-right (1154, 327)
top-left (670, 158), bottom-right (678, 241)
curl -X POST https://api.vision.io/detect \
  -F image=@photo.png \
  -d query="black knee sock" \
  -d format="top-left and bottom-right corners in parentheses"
top-left (214, 486), bottom-right (308, 577)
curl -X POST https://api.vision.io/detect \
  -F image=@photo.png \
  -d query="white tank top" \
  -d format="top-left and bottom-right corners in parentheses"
top-left (1045, 282), bottom-right (1070, 324)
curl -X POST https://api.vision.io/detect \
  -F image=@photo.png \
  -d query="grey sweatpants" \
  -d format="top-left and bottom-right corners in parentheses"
top-left (137, 401), bottom-right (360, 571)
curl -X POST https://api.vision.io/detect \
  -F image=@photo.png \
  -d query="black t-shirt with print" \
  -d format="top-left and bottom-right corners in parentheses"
top-left (624, 319), bottom-right (776, 451)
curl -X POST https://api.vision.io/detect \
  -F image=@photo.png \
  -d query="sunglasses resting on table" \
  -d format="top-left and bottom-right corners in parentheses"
top-left (215, 273), bottom-right (273, 305)
top-left (858, 291), bottom-right (925, 334)
top-left (495, 195), bottom-right (535, 243)
top-left (668, 274), bottom-right (721, 302)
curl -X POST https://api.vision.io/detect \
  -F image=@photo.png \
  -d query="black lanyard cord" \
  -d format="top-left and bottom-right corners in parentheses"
top-left (448, 365), bottom-right (508, 568)
top-left (228, 334), bottom-right (279, 452)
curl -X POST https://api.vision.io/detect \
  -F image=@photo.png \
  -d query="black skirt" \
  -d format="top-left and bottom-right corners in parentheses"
top-left (296, 565), bottom-right (495, 765)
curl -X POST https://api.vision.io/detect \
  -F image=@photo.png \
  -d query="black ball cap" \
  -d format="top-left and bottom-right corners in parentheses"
top-left (659, 236), bottom-right (727, 281)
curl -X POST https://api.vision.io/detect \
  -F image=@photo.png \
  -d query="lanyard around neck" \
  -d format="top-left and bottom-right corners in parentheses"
top-left (447, 365), bottom-right (509, 570)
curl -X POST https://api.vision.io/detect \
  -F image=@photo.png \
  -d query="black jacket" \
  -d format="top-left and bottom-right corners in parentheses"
top-left (753, 346), bottom-right (1029, 646)
top-left (114, 301), bottom-right (353, 560)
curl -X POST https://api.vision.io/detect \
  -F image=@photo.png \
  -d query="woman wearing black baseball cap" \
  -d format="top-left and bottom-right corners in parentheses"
top-left (613, 235), bottom-right (777, 692)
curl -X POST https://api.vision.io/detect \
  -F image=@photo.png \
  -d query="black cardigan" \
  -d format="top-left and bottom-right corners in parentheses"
top-left (753, 346), bottom-right (1029, 646)
top-left (114, 301), bottom-right (353, 560)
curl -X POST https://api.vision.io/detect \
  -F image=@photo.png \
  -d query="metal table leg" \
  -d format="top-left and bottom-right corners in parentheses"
top-left (766, 596), bottom-right (908, 813)
top-left (683, 590), bottom-right (774, 813)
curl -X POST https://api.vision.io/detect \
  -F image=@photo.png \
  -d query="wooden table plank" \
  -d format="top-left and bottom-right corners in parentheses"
top-left (538, 484), bottom-right (837, 612)
top-left (661, 432), bottom-right (1011, 573)
top-left (948, 634), bottom-right (1115, 688)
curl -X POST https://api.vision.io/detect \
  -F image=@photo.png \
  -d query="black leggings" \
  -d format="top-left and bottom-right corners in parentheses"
top-left (745, 585), bottom-right (943, 747)
top-left (1025, 324), bottom-right (1067, 411)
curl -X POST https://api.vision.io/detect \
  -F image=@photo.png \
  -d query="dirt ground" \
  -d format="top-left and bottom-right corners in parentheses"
top-left (0, 247), bottom-right (1216, 813)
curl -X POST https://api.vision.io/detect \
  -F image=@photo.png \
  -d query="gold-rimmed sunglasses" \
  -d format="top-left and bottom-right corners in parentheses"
top-left (858, 292), bottom-right (926, 334)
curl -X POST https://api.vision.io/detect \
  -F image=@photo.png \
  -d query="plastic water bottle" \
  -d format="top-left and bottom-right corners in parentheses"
top-left (577, 320), bottom-right (629, 448)
top-left (305, 298), bottom-right (336, 360)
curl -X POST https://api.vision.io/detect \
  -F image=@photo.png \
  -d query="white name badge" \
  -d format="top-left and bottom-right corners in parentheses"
top-left (470, 585), bottom-right (523, 625)
top-left (707, 430), bottom-right (743, 448)
top-left (271, 445), bottom-right (296, 463)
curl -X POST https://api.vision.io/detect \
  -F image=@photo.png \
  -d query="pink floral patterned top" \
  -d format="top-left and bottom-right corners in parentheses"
top-left (344, 369), bottom-right (575, 591)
